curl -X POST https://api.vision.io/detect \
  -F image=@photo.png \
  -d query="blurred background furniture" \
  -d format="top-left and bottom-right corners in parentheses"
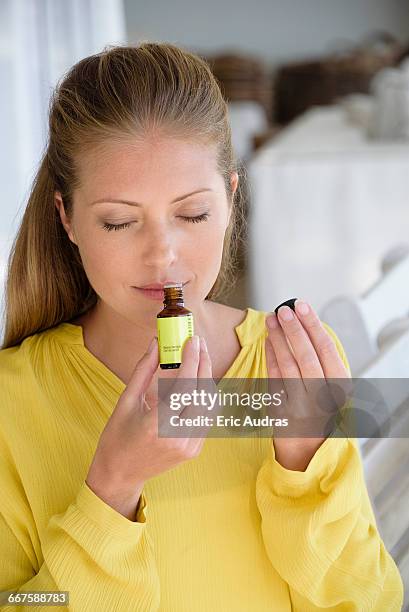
top-left (205, 52), bottom-right (274, 123)
top-left (227, 101), bottom-right (270, 163)
top-left (319, 248), bottom-right (409, 596)
top-left (204, 52), bottom-right (276, 163)
top-left (320, 246), bottom-right (409, 375)
top-left (247, 103), bottom-right (409, 315)
top-left (274, 31), bottom-right (404, 125)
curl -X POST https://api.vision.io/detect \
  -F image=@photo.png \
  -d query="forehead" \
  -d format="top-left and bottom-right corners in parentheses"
top-left (75, 136), bottom-right (223, 201)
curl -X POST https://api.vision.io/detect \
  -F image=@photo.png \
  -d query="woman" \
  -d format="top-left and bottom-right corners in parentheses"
top-left (0, 43), bottom-right (403, 611)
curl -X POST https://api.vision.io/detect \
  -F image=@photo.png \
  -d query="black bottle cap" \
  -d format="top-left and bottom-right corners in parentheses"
top-left (274, 298), bottom-right (298, 316)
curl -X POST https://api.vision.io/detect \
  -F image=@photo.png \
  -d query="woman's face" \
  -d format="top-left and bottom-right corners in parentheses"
top-left (55, 136), bottom-right (238, 324)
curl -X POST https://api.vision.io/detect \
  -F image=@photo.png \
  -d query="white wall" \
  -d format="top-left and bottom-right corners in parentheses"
top-left (124, 0), bottom-right (409, 67)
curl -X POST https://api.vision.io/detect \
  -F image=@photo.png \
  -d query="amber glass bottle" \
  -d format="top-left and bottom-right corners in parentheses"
top-left (156, 283), bottom-right (194, 369)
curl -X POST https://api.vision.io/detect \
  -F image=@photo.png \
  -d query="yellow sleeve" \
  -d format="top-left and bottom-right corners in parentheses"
top-left (255, 324), bottom-right (404, 611)
top-left (0, 427), bottom-right (160, 611)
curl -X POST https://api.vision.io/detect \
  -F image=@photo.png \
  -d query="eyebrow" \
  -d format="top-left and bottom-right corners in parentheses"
top-left (90, 188), bottom-right (214, 207)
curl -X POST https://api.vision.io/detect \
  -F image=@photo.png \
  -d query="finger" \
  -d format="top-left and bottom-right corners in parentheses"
top-left (264, 330), bottom-right (287, 423)
top-left (179, 335), bottom-right (201, 379)
top-left (163, 337), bottom-right (214, 440)
top-left (176, 335), bottom-right (201, 398)
top-left (266, 312), bottom-right (304, 412)
top-left (294, 300), bottom-right (348, 378)
top-left (144, 339), bottom-right (190, 417)
top-left (276, 304), bottom-right (324, 381)
top-left (265, 332), bottom-right (282, 378)
top-left (182, 337), bottom-right (218, 430)
top-left (144, 338), bottom-right (186, 410)
top-left (122, 336), bottom-right (159, 407)
top-left (266, 312), bottom-right (302, 380)
top-left (264, 322), bottom-right (283, 385)
top-left (158, 336), bottom-right (201, 422)
top-left (196, 337), bottom-right (222, 424)
top-left (143, 365), bottom-right (160, 413)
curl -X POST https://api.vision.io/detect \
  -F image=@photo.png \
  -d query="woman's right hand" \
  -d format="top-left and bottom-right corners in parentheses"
top-left (85, 334), bottom-right (213, 520)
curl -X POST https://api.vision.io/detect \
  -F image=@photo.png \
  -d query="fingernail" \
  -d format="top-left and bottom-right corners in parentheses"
top-left (200, 336), bottom-right (208, 352)
top-left (147, 336), bottom-right (157, 353)
top-left (295, 300), bottom-right (309, 316)
top-left (266, 313), bottom-right (278, 329)
top-left (278, 306), bottom-right (294, 321)
top-left (192, 335), bottom-right (200, 352)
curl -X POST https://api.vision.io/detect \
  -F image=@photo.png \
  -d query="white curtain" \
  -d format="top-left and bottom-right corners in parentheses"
top-left (0, 0), bottom-right (126, 334)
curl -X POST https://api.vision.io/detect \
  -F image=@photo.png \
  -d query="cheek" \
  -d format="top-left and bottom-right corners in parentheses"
top-left (188, 222), bottom-right (226, 268)
top-left (206, 216), bottom-right (229, 246)
top-left (75, 231), bottom-right (129, 289)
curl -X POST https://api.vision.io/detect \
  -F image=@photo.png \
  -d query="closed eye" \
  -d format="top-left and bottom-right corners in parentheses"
top-left (178, 213), bottom-right (210, 224)
top-left (102, 213), bottom-right (210, 232)
top-left (102, 221), bottom-right (132, 231)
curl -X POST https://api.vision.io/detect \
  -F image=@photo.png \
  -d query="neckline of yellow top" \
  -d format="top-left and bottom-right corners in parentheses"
top-left (54, 307), bottom-right (266, 387)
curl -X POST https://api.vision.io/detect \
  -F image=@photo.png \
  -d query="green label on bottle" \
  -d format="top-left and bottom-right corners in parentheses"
top-left (157, 314), bottom-right (194, 365)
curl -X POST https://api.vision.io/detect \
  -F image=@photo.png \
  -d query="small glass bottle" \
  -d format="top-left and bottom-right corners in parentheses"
top-left (156, 283), bottom-right (194, 369)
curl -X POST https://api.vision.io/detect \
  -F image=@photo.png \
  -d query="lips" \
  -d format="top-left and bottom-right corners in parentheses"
top-left (132, 281), bottom-right (189, 302)
top-left (132, 286), bottom-right (165, 301)
top-left (137, 281), bottom-right (187, 290)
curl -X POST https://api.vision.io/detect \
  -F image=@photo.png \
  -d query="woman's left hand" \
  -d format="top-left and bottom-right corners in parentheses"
top-left (265, 299), bottom-right (350, 472)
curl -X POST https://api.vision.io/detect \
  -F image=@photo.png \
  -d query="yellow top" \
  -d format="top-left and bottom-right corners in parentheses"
top-left (0, 307), bottom-right (403, 611)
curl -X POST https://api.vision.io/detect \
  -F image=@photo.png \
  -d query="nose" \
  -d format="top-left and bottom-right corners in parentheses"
top-left (142, 225), bottom-right (177, 269)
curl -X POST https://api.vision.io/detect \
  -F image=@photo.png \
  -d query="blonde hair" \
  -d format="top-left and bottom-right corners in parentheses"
top-left (1, 42), bottom-right (246, 349)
